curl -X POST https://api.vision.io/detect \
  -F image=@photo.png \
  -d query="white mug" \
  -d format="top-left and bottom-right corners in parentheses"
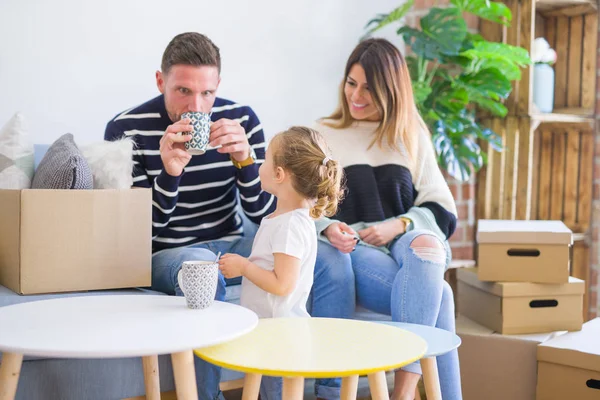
top-left (177, 260), bottom-right (219, 309)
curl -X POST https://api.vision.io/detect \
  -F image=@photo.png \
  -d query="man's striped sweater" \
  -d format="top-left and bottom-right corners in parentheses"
top-left (105, 95), bottom-right (275, 253)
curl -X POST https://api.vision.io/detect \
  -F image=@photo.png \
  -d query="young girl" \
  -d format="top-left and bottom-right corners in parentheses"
top-left (218, 126), bottom-right (344, 399)
top-left (219, 126), bottom-right (344, 322)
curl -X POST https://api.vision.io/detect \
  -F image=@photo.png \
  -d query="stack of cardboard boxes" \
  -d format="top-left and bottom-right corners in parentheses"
top-left (456, 219), bottom-right (600, 399)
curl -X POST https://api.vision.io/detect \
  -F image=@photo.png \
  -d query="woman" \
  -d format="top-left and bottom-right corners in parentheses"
top-left (314, 38), bottom-right (462, 400)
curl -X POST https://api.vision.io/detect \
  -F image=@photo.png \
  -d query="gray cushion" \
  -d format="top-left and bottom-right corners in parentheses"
top-left (32, 133), bottom-right (93, 189)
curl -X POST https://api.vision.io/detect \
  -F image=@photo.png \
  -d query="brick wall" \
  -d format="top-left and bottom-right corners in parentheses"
top-left (405, 1), bottom-right (479, 262)
top-left (448, 179), bottom-right (476, 260)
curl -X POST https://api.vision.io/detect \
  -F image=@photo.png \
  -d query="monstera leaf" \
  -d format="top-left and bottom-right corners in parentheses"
top-left (456, 68), bottom-right (512, 101)
top-left (364, 0), bottom-right (415, 38)
top-left (433, 122), bottom-right (477, 182)
top-left (461, 42), bottom-right (531, 80)
top-left (399, 8), bottom-right (467, 60)
top-left (450, 0), bottom-right (512, 25)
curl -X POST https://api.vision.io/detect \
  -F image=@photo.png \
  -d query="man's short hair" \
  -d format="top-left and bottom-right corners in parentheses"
top-left (161, 32), bottom-right (221, 74)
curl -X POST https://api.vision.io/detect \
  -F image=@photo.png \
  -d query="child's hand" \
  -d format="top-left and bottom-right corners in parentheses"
top-left (218, 254), bottom-right (249, 279)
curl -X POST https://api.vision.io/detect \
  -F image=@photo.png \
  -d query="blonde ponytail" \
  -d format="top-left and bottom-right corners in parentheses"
top-left (271, 127), bottom-right (345, 219)
top-left (310, 158), bottom-right (344, 219)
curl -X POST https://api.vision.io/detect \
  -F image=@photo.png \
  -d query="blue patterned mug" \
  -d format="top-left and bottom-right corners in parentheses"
top-left (181, 111), bottom-right (212, 155)
top-left (177, 260), bottom-right (219, 309)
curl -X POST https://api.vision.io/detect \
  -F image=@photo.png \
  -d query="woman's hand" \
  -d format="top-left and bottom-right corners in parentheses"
top-left (358, 219), bottom-right (406, 247)
top-left (323, 222), bottom-right (359, 253)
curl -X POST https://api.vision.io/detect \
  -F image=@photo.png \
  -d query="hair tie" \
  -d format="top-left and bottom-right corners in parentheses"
top-left (322, 156), bottom-right (331, 166)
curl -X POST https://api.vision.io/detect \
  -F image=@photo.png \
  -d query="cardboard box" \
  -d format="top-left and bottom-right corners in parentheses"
top-left (477, 219), bottom-right (572, 283)
top-left (457, 314), bottom-right (566, 400)
top-left (537, 318), bottom-right (600, 400)
top-left (458, 268), bottom-right (583, 334)
top-left (0, 188), bottom-right (152, 294)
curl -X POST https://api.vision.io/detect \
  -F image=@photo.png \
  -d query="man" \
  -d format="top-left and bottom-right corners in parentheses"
top-left (106, 32), bottom-right (354, 400)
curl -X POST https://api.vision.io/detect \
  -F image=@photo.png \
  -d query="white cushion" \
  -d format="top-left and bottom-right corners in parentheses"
top-left (81, 138), bottom-right (135, 189)
top-left (0, 112), bottom-right (34, 189)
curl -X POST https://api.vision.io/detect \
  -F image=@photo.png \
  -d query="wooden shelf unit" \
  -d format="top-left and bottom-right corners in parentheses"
top-left (478, 0), bottom-right (598, 320)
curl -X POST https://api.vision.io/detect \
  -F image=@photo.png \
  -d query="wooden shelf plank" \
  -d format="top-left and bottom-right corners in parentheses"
top-left (537, 0), bottom-right (597, 16)
top-left (532, 111), bottom-right (595, 125)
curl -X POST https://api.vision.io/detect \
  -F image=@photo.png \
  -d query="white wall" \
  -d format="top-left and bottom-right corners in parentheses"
top-left (0, 0), bottom-right (403, 145)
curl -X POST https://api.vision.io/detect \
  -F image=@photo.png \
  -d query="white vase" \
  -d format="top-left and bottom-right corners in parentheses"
top-left (533, 63), bottom-right (555, 113)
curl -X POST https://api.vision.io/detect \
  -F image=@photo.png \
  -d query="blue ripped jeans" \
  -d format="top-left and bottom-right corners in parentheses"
top-left (151, 238), bottom-right (356, 400)
top-left (318, 229), bottom-right (462, 400)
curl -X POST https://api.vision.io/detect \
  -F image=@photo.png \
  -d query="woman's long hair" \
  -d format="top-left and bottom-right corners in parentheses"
top-left (322, 38), bottom-right (425, 162)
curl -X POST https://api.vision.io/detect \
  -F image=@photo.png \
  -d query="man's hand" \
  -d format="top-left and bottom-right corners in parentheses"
top-left (218, 253), bottom-right (249, 279)
top-left (160, 118), bottom-right (193, 177)
top-left (323, 222), bottom-right (359, 253)
top-left (358, 219), bottom-right (406, 247)
top-left (209, 119), bottom-right (250, 162)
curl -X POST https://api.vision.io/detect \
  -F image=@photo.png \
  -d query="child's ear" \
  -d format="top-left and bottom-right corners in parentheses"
top-left (274, 166), bottom-right (286, 183)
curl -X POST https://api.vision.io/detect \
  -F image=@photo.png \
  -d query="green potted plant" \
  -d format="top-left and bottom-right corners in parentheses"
top-left (364, 0), bottom-right (531, 181)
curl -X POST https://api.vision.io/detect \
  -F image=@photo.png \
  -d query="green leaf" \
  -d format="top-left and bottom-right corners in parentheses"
top-left (458, 137), bottom-right (484, 170)
top-left (462, 42), bottom-right (531, 65)
top-left (460, 115), bottom-right (504, 150)
top-left (459, 32), bottom-right (485, 53)
top-left (483, 59), bottom-right (523, 81)
top-left (460, 42), bottom-right (531, 80)
top-left (413, 82), bottom-right (433, 105)
top-left (471, 95), bottom-right (508, 116)
top-left (364, 0), bottom-right (415, 37)
top-left (456, 68), bottom-right (513, 100)
top-left (398, 8), bottom-right (467, 60)
top-left (429, 82), bottom-right (469, 115)
top-left (406, 56), bottom-right (420, 81)
top-left (398, 27), bottom-right (443, 60)
top-left (479, 127), bottom-right (504, 151)
top-left (432, 125), bottom-right (474, 181)
top-left (466, 33), bottom-right (486, 43)
top-left (430, 112), bottom-right (501, 180)
top-left (451, 0), bottom-right (512, 26)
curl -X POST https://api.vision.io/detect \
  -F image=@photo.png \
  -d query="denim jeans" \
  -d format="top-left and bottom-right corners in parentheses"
top-left (346, 229), bottom-right (462, 400)
top-left (151, 238), bottom-right (356, 400)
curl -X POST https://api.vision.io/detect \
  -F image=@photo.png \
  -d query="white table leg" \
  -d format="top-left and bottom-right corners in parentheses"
top-left (242, 373), bottom-right (262, 400)
top-left (142, 355), bottom-right (160, 400)
top-left (171, 350), bottom-right (198, 400)
top-left (421, 357), bottom-right (442, 400)
top-left (282, 376), bottom-right (304, 400)
top-left (341, 375), bottom-right (359, 400)
top-left (0, 353), bottom-right (23, 400)
top-left (368, 371), bottom-right (390, 400)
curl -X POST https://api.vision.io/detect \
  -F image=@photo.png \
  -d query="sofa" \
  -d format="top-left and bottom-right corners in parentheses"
top-left (0, 145), bottom-right (394, 400)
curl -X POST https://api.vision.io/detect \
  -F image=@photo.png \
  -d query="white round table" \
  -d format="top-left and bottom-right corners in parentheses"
top-left (0, 295), bottom-right (258, 400)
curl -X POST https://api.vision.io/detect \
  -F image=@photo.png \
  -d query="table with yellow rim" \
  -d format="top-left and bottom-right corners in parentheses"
top-left (194, 317), bottom-right (428, 400)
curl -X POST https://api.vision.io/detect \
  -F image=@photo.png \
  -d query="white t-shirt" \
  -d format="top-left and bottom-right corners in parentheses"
top-left (241, 208), bottom-right (317, 318)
